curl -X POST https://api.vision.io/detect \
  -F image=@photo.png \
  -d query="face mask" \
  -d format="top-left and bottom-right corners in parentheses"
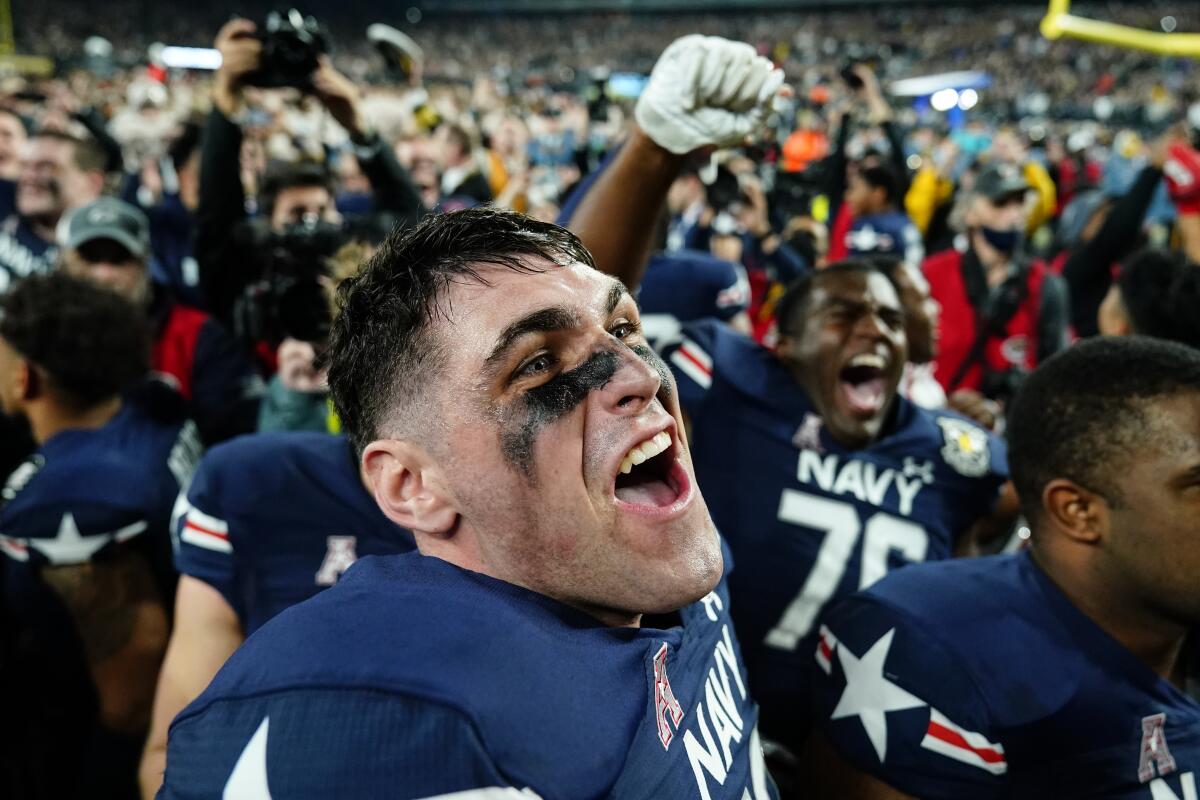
top-left (979, 225), bottom-right (1022, 254)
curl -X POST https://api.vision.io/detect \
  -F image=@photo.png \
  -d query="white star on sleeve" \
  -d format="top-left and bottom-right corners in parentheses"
top-left (830, 627), bottom-right (926, 763)
top-left (25, 512), bottom-right (145, 565)
top-left (224, 716), bottom-right (272, 799)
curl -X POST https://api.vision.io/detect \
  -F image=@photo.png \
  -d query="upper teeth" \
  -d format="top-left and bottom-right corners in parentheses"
top-left (849, 354), bottom-right (886, 370)
top-left (619, 431), bottom-right (673, 475)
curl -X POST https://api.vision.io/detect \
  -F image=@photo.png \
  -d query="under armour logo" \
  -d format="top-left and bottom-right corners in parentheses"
top-left (653, 643), bottom-right (685, 750)
top-left (1138, 713), bottom-right (1177, 783)
top-left (314, 536), bottom-right (358, 586)
top-left (902, 457), bottom-right (935, 484)
top-left (792, 413), bottom-right (825, 453)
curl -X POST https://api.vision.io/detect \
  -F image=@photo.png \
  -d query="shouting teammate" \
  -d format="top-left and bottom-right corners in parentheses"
top-left (806, 336), bottom-right (1200, 799)
top-left (563, 36), bottom-right (1013, 772)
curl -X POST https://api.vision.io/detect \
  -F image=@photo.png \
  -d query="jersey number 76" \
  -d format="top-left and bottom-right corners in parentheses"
top-left (764, 490), bottom-right (928, 650)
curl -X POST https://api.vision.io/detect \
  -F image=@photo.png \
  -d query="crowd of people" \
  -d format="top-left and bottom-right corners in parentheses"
top-left (2, 4), bottom-right (1200, 799)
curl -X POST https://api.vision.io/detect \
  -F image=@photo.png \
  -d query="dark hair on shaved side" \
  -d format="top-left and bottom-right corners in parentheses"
top-left (774, 259), bottom-right (898, 337)
top-left (1007, 336), bottom-right (1200, 522)
top-left (327, 207), bottom-right (597, 456)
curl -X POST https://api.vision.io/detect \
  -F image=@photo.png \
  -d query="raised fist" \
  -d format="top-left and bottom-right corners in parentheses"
top-left (635, 35), bottom-right (784, 155)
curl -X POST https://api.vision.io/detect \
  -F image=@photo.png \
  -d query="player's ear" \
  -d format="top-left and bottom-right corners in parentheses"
top-left (1042, 478), bottom-right (1107, 545)
top-left (362, 439), bottom-right (457, 537)
top-left (15, 359), bottom-right (38, 402)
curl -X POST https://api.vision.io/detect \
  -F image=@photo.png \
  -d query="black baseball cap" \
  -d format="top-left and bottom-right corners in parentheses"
top-left (973, 164), bottom-right (1030, 203)
top-left (61, 198), bottom-right (150, 259)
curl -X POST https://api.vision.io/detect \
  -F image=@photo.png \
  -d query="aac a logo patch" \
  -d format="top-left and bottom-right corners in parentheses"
top-left (936, 417), bottom-right (990, 477)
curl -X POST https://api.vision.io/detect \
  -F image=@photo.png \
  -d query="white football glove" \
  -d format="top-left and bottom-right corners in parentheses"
top-left (636, 34), bottom-right (784, 155)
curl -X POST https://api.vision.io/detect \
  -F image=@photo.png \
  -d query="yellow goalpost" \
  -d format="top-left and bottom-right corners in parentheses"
top-left (1041, 0), bottom-right (1200, 56)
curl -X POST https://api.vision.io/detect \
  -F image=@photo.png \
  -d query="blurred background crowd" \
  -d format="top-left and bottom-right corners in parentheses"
top-left (3, 0), bottom-right (1200, 796)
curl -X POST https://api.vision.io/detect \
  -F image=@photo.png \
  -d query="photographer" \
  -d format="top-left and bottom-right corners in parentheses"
top-left (196, 17), bottom-right (425, 334)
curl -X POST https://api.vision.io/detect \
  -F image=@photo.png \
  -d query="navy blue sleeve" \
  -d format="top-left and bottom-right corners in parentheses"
top-left (810, 595), bottom-right (1007, 800)
top-left (173, 454), bottom-right (238, 617)
top-left (191, 319), bottom-right (265, 445)
top-left (161, 689), bottom-right (511, 799)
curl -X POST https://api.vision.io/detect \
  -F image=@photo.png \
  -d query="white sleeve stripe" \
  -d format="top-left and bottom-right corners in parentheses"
top-left (670, 350), bottom-right (713, 390)
top-left (920, 707), bottom-right (1007, 775)
top-left (185, 506), bottom-right (229, 535)
top-left (678, 338), bottom-right (713, 371)
top-left (181, 524), bottom-right (233, 553)
top-left (0, 536), bottom-right (29, 562)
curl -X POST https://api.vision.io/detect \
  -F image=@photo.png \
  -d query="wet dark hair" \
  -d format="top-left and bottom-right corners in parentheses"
top-left (1117, 249), bottom-right (1200, 349)
top-left (1008, 335), bottom-right (1200, 520)
top-left (774, 259), bottom-right (898, 337)
top-left (327, 207), bottom-right (596, 455)
top-left (0, 272), bottom-right (149, 409)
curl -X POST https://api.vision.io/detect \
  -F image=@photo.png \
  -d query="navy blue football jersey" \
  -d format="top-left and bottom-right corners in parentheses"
top-left (172, 432), bottom-right (415, 634)
top-left (810, 551), bottom-right (1200, 799)
top-left (658, 320), bottom-right (1007, 748)
top-left (160, 549), bottom-right (777, 799)
top-left (0, 402), bottom-right (200, 568)
top-left (639, 250), bottom-right (750, 349)
top-left (0, 179), bottom-right (57, 294)
top-left (0, 401), bottom-right (200, 798)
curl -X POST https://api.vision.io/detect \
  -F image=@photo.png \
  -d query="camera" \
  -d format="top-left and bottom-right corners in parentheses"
top-left (234, 217), bottom-right (346, 345)
top-left (246, 9), bottom-right (329, 90)
top-left (704, 166), bottom-right (747, 215)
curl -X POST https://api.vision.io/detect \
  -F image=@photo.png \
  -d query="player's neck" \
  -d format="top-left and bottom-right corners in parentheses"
top-left (418, 534), bottom-right (643, 629)
top-left (1031, 547), bottom-right (1188, 683)
top-left (29, 395), bottom-right (123, 444)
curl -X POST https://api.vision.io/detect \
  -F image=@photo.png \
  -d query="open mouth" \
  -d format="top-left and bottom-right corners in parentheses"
top-left (838, 353), bottom-right (889, 417)
top-left (613, 429), bottom-right (691, 516)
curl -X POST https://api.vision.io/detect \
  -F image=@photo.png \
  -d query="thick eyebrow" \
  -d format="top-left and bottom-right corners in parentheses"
top-left (483, 305), bottom-right (582, 371)
top-left (605, 279), bottom-right (628, 315)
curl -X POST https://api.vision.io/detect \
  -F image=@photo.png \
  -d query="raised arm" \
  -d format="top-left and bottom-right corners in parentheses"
top-left (563, 35), bottom-right (783, 291)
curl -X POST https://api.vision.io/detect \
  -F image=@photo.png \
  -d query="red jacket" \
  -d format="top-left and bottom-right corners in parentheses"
top-left (153, 304), bottom-right (208, 400)
top-left (923, 246), bottom-right (1060, 394)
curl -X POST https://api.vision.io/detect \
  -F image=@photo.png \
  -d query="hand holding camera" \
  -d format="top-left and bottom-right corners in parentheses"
top-left (213, 11), bottom-right (365, 139)
top-left (213, 18), bottom-right (262, 117)
top-left (309, 56), bottom-right (369, 141)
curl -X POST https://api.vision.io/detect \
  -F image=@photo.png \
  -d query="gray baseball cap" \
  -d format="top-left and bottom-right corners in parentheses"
top-left (973, 163), bottom-right (1030, 203)
top-left (62, 197), bottom-right (150, 259)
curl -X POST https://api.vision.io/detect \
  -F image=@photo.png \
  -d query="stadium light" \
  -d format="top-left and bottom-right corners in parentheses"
top-left (930, 88), bottom-right (959, 113)
top-left (159, 46), bottom-right (222, 70)
top-left (957, 88), bottom-right (979, 111)
top-left (889, 70), bottom-right (990, 98)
